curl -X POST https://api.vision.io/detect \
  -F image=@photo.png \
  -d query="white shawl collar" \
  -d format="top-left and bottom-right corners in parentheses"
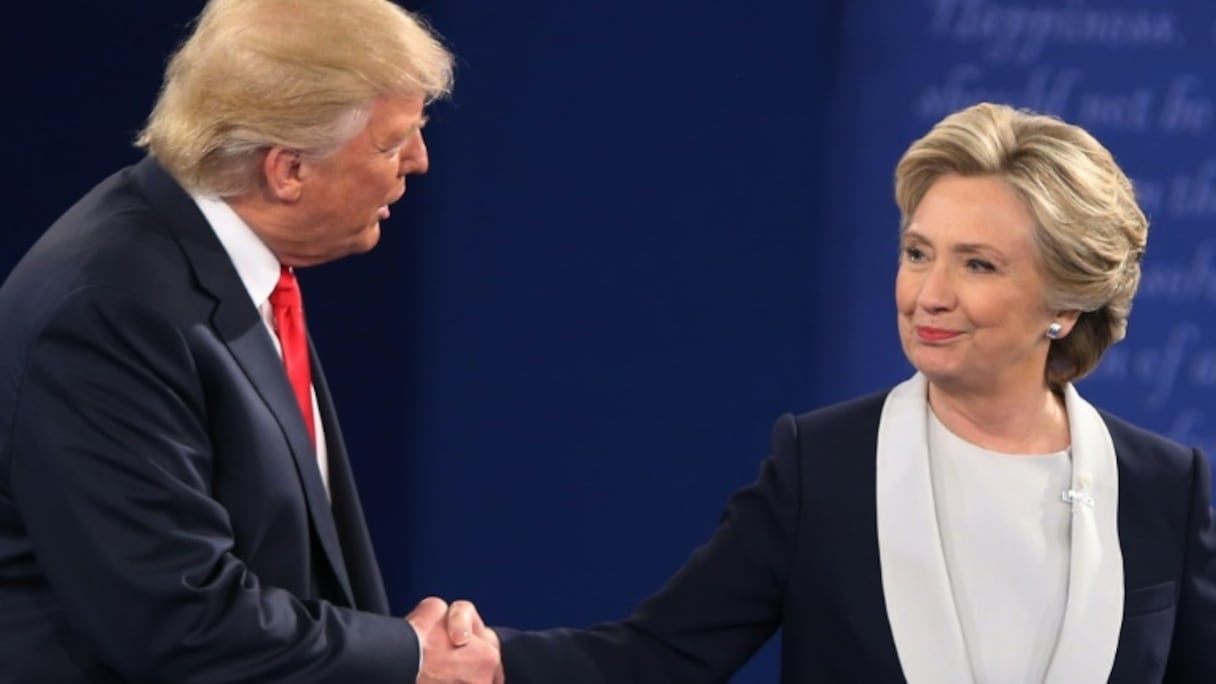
top-left (875, 373), bottom-right (1123, 684)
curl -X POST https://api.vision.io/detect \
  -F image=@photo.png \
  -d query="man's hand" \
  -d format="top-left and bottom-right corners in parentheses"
top-left (407, 597), bottom-right (504, 684)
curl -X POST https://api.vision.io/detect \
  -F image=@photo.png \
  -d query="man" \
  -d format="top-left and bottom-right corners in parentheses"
top-left (0, 1), bottom-right (500, 681)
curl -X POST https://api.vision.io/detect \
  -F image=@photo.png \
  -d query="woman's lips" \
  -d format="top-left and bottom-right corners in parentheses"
top-left (915, 326), bottom-right (961, 342)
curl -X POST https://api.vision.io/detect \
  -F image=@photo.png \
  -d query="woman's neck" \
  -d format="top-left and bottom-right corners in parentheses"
top-left (927, 379), bottom-right (1070, 455)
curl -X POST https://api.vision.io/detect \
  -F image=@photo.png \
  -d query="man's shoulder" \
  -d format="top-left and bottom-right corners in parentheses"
top-left (4, 167), bottom-right (198, 316)
top-left (0, 165), bottom-right (213, 399)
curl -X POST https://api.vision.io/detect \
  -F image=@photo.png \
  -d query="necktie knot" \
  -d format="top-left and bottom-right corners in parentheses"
top-left (270, 266), bottom-right (302, 312)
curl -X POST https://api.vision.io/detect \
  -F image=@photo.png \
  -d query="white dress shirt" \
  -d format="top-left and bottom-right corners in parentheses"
top-left (190, 194), bottom-right (331, 496)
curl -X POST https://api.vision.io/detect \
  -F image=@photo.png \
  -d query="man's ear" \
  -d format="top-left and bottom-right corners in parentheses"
top-left (262, 146), bottom-right (305, 203)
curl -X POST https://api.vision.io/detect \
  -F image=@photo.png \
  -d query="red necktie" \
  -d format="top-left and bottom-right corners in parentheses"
top-left (270, 266), bottom-right (316, 446)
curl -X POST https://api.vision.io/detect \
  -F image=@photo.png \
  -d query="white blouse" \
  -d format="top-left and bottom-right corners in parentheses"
top-left (927, 409), bottom-right (1073, 684)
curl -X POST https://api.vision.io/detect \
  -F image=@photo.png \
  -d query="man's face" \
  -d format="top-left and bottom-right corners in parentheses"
top-left (289, 95), bottom-right (429, 264)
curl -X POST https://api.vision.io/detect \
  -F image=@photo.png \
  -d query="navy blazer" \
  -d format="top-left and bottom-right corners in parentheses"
top-left (500, 391), bottom-right (1216, 683)
top-left (0, 158), bottom-right (417, 682)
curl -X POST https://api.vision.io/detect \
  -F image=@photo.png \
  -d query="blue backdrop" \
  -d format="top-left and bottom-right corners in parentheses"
top-left (7, 2), bottom-right (1215, 681)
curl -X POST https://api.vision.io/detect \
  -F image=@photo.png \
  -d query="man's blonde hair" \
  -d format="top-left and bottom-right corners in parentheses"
top-left (137, 0), bottom-right (454, 196)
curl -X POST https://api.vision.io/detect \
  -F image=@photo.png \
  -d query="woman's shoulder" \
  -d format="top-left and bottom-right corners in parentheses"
top-left (797, 389), bottom-right (891, 427)
top-left (771, 387), bottom-right (893, 448)
top-left (1098, 409), bottom-right (1204, 483)
top-left (1099, 410), bottom-right (1194, 458)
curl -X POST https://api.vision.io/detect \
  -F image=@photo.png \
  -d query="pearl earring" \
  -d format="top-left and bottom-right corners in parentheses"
top-left (1046, 321), bottom-right (1063, 339)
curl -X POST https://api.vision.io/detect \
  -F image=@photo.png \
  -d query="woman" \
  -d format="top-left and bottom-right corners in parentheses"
top-left (496, 103), bottom-right (1216, 683)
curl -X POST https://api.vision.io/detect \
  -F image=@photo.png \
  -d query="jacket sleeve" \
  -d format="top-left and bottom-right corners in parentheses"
top-left (500, 413), bottom-right (803, 684)
top-left (1164, 448), bottom-right (1216, 681)
top-left (8, 287), bottom-right (419, 682)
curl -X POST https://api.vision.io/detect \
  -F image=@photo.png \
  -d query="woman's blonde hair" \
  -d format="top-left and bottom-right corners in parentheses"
top-left (136, 0), bottom-right (454, 196)
top-left (894, 102), bottom-right (1148, 386)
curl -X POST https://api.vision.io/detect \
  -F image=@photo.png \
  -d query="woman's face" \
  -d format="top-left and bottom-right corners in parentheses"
top-left (896, 174), bottom-right (1060, 396)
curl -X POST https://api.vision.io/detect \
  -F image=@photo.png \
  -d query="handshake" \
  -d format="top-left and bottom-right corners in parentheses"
top-left (406, 597), bottom-right (504, 684)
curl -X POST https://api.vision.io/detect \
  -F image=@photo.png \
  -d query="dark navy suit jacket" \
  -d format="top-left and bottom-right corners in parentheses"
top-left (500, 391), bottom-right (1216, 683)
top-left (0, 158), bottom-right (417, 682)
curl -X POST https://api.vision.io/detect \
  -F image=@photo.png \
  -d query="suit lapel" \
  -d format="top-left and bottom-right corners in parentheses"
top-left (1042, 384), bottom-right (1123, 684)
top-left (130, 157), bottom-right (356, 607)
top-left (875, 373), bottom-right (1124, 683)
top-left (876, 373), bottom-right (973, 683)
top-left (310, 344), bottom-right (387, 612)
top-left (221, 327), bottom-right (356, 606)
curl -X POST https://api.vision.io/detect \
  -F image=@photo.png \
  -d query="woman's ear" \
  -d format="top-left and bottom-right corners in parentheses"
top-left (1047, 309), bottom-right (1083, 339)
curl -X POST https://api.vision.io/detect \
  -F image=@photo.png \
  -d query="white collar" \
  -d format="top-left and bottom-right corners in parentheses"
top-left (876, 372), bottom-right (1123, 684)
top-left (190, 194), bottom-right (281, 307)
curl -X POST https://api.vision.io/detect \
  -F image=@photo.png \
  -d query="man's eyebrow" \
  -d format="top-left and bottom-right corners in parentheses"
top-left (376, 116), bottom-right (430, 149)
top-left (396, 115), bottom-right (429, 139)
top-left (403, 116), bottom-right (430, 136)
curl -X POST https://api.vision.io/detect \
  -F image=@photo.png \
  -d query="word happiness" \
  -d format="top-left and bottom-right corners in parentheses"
top-left (930, 0), bottom-right (1180, 65)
